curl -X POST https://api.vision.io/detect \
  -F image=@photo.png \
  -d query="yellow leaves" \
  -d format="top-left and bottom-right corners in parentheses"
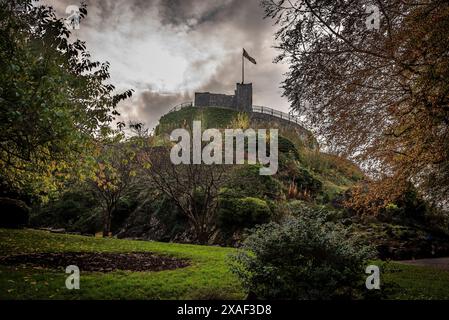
top-left (229, 112), bottom-right (250, 130)
top-left (385, 203), bottom-right (399, 211)
top-left (95, 178), bottom-right (118, 191)
top-left (106, 182), bottom-right (118, 191)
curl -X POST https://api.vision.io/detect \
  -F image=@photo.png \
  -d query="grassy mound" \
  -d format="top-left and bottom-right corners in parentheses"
top-left (156, 106), bottom-right (364, 200)
top-left (157, 106), bottom-right (240, 135)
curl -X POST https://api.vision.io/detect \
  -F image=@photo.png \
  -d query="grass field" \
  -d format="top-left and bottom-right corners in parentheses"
top-left (0, 229), bottom-right (244, 300)
top-left (1, 229), bottom-right (449, 300)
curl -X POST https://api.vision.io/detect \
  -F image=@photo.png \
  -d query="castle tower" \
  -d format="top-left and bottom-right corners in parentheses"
top-left (234, 83), bottom-right (252, 112)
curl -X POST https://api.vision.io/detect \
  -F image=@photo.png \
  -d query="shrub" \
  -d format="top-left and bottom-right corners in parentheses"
top-left (226, 165), bottom-right (283, 199)
top-left (229, 208), bottom-right (374, 299)
top-left (379, 187), bottom-right (428, 224)
top-left (286, 200), bottom-right (347, 223)
top-left (278, 159), bottom-right (323, 198)
top-left (293, 166), bottom-right (322, 194)
top-left (218, 195), bottom-right (272, 232)
top-left (30, 189), bottom-right (101, 234)
top-left (278, 135), bottom-right (300, 160)
top-left (0, 197), bottom-right (30, 228)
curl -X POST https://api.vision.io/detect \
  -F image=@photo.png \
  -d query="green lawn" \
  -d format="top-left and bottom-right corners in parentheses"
top-left (1, 229), bottom-right (449, 300)
top-left (381, 261), bottom-right (449, 299)
top-left (0, 229), bottom-right (244, 300)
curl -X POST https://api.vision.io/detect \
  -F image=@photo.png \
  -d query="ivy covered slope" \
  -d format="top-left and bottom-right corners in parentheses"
top-left (155, 106), bottom-right (364, 202)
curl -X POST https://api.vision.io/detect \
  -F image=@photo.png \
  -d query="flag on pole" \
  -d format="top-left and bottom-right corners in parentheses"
top-left (243, 48), bottom-right (257, 64)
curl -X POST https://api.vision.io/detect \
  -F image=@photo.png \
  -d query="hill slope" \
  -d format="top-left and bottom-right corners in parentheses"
top-left (156, 106), bottom-right (364, 198)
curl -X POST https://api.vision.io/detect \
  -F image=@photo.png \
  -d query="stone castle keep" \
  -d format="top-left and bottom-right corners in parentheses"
top-left (194, 83), bottom-right (253, 112)
top-left (168, 81), bottom-right (313, 147)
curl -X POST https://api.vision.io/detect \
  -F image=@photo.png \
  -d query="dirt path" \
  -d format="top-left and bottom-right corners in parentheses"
top-left (397, 257), bottom-right (449, 271)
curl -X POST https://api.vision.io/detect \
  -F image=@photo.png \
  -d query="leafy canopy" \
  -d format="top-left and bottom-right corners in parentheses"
top-left (0, 0), bottom-right (133, 197)
top-left (263, 0), bottom-right (449, 207)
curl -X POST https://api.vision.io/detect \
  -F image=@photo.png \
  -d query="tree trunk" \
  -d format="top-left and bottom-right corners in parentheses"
top-left (195, 225), bottom-right (211, 245)
top-left (103, 208), bottom-right (112, 237)
top-left (196, 232), bottom-right (209, 245)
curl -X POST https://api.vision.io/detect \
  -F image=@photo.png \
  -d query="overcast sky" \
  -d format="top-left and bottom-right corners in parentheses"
top-left (40, 0), bottom-right (290, 130)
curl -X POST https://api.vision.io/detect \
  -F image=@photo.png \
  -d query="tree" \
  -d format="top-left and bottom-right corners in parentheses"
top-left (140, 146), bottom-right (228, 244)
top-left (91, 136), bottom-right (138, 237)
top-left (0, 0), bottom-right (133, 198)
top-left (262, 0), bottom-right (449, 208)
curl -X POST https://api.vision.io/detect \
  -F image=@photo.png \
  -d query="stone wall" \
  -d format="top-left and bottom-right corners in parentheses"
top-left (209, 93), bottom-right (235, 108)
top-left (194, 83), bottom-right (253, 112)
top-left (234, 83), bottom-right (252, 112)
top-left (195, 92), bottom-right (234, 108)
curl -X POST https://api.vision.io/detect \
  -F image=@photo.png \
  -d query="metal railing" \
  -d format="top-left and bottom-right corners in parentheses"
top-left (252, 105), bottom-right (303, 126)
top-left (167, 101), bottom-right (194, 113)
top-left (166, 101), bottom-right (303, 126)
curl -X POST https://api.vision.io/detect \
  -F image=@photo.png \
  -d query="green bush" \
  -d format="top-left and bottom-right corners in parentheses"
top-left (158, 106), bottom-right (239, 134)
top-left (218, 195), bottom-right (272, 232)
top-left (229, 208), bottom-right (374, 299)
top-left (226, 165), bottom-right (284, 199)
top-left (380, 187), bottom-right (428, 224)
top-left (0, 197), bottom-right (30, 228)
top-left (278, 135), bottom-right (300, 160)
top-left (286, 200), bottom-right (346, 223)
top-left (278, 158), bottom-right (323, 197)
top-left (30, 189), bottom-right (101, 234)
top-left (293, 166), bottom-right (322, 194)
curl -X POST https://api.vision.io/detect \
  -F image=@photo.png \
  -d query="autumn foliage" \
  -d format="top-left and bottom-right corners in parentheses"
top-left (263, 0), bottom-right (449, 210)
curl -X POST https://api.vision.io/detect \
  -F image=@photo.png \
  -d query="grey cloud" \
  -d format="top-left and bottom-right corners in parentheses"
top-left (39, 0), bottom-right (290, 128)
top-left (157, 0), bottom-right (235, 26)
top-left (118, 90), bottom-right (191, 132)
